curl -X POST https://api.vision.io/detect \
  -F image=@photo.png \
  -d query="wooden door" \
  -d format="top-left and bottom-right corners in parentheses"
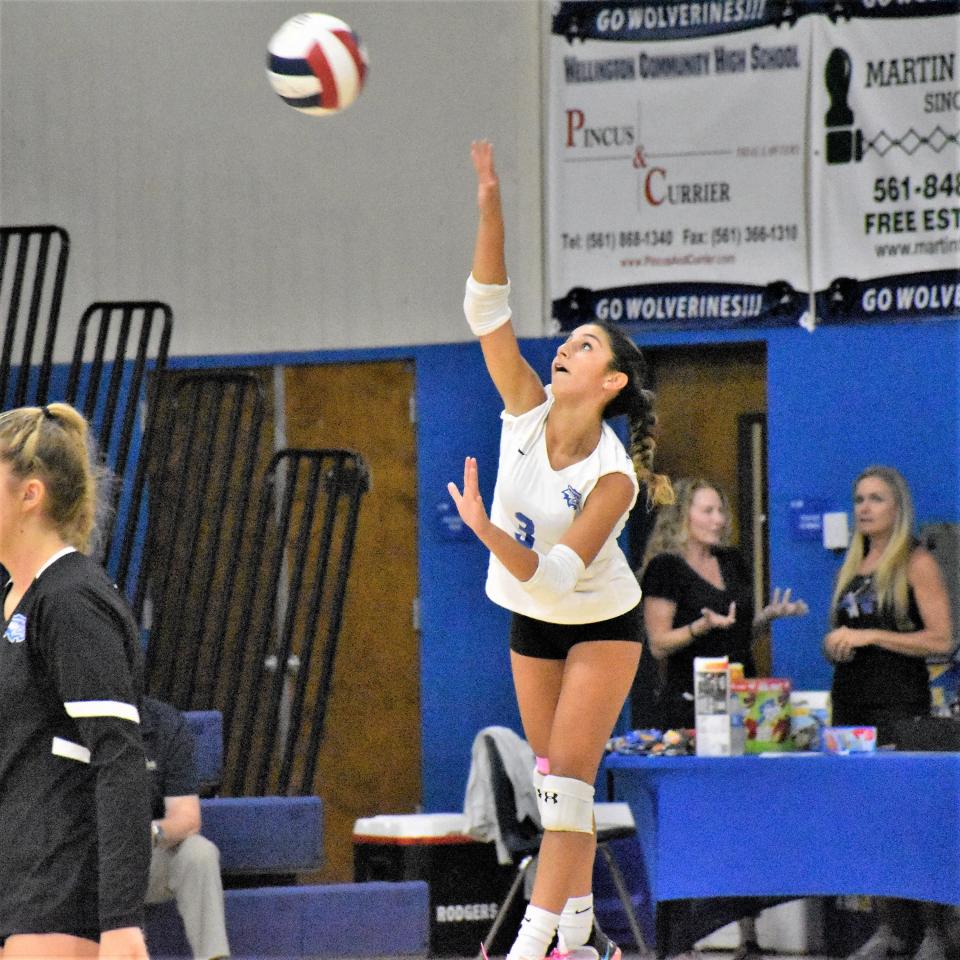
top-left (644, 343), bottom-right (766, 549)
top-left (630, 343), bottom-right (770, 718)
top-left (283, 360), bottom-right (420, 883)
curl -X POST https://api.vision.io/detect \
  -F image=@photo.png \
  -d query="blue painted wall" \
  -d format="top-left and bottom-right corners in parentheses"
top-left (155, 314), bottom-right (960, 812)
top-left (416, 339), bottom-right (557, 810)
top-left (415, 316), bottom-right (960, 810)
top-left (763, 318), bottom-right (960, 692)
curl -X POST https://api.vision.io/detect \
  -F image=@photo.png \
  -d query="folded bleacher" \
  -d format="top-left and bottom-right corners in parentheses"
top-left (145, 711), bottom-right (429, 959)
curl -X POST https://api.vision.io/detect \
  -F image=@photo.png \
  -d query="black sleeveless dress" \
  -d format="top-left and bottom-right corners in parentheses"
top-left (830, 570), bottom-right (930, 744)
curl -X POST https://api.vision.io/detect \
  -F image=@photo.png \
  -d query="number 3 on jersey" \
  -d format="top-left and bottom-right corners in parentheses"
top-left (514, 512), bottom-right (536, 548)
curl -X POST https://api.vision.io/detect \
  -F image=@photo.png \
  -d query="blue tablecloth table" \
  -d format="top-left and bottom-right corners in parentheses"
top-left (604, 752), bottom-right (960, 907)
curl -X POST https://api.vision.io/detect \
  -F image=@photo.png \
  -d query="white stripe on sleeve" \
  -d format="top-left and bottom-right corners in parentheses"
top-left (64, 700), bottom-right (141, 723)
top-left (52, 736), bottom-right (92, 764)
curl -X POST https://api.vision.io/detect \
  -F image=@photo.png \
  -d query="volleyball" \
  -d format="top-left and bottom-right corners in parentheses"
top-left (266, 13), bottom-right (368, 116)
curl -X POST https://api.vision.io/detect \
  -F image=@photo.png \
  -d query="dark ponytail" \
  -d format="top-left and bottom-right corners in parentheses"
top-left (596, 322), bottom-right (674, 506)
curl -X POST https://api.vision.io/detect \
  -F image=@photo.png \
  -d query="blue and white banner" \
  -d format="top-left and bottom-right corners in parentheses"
top-left (809, 6), bottom-right (960, 323)
top-left (547, 0), bottom-right (812, 331)
top-left (551, 1), bottom-right (806, 42)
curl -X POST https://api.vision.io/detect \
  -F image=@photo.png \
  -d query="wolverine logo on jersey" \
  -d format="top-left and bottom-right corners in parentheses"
top-left (4, 613), bottom-right (26, 643)
top-left (561, 485), bottom-right (582, 510)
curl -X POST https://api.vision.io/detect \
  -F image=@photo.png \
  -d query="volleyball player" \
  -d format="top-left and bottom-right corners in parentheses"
top-left (448, 141), bottom-right (672, 960)
top-left (0, 404), bottom-right (151, 960)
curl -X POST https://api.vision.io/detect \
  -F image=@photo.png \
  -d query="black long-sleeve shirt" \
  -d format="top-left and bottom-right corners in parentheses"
top-left (0, 550), bottom-right (151, 936)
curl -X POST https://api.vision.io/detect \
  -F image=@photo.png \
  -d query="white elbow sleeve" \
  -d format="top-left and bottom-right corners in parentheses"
top-left (463, 273), bottom-right (512, 336)
top-left (522, 544), bottom-right (585, 603)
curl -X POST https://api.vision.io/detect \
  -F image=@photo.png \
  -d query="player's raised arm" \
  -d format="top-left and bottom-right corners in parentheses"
top-left (463, 140), bottom-right (545, 416)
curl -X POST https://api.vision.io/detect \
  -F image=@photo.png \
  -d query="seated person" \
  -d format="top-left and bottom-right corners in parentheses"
top-left (142, 695), bottom-right (231, 960)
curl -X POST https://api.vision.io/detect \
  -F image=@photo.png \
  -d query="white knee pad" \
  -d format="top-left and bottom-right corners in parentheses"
top-left (538, 774), bottom-right (595, 834)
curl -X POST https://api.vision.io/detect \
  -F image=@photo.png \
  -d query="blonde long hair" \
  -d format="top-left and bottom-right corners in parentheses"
top-left (0, 403), bottom-right (103, 552)
top-left (830, 465), bottom-right (915, 627)
top-left (639, 477), bottom-right (732, 575)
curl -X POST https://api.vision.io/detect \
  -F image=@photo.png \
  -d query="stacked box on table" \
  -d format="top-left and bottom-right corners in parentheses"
top-left (729, 679), bottom-right (756, 756)
top-left (743, 678), bottom-right (793, 753)
top-left (353, 812), bottom-right (522, 956)
top-left (790, 691), bottom-right (831, 751)
top-left (694, 656), bottom-right (731, 756)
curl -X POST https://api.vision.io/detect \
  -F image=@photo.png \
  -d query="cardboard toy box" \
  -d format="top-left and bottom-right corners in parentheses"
top-left (790, 690), bottom-right (831, 751)
top-left (741, 678), bottom-right (793, 753)
top-left (729, 679), bottom-right (758, 756)
top-left (822, 726), bottom-right (877, 754)
top-left (929, 660), bottom-right (960, 716)
top-left (694, 656), bottom-right (731, 756)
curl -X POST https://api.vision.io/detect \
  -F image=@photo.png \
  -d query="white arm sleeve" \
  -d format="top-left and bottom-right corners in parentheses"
top-left (463, 273), bottom-right (512, 336)
top-left (521, 544), bottom-right (586, 604)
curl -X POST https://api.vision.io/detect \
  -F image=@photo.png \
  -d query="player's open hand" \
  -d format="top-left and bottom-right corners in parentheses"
top-left (471, 140), bottom-right (501, 217)
top-left (447, 456), bottom-right (490, 538)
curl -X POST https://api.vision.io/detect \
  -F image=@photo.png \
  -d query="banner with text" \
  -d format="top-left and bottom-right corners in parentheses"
top-left (547, 1), bottom-right (812, 332)
top-left (810, 5), bottom-right (960, 324)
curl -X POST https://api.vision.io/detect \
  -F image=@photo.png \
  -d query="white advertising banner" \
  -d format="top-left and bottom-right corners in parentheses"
top-left (809, 4), bottom-right (960, 324)
top-left (547, 1), bottom-right (812, 332)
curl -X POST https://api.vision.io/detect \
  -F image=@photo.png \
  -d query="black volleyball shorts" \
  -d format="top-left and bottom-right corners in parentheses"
top-left (509, 603), bottom-right (642, 660)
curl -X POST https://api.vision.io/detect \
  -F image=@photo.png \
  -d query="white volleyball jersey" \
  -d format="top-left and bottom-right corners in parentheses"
top-left (485, 386), bottom-right (642, 624)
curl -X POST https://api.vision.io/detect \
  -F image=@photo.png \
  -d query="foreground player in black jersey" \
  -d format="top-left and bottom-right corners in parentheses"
top-left (0, 403), bottom-right (151, 960)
